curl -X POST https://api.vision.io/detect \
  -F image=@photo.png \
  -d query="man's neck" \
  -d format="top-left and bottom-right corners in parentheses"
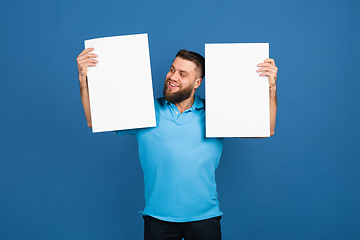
top-left (174, 96), bottom-right (195, 113)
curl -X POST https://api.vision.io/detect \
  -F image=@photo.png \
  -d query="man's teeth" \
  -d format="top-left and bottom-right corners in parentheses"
top-left (170, 83), bottom-right (177, 87)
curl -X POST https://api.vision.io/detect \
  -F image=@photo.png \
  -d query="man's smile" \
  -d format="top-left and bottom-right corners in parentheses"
top-left (168, 80), bottom-right (180, 90)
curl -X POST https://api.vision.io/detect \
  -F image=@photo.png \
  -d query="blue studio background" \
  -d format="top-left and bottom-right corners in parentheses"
top-left (1, 0), bottom-right (359, 239)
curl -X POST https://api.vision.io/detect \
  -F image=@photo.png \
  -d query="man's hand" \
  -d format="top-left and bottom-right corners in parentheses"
top-left (257, 58), bottom-right (278, 88)
top-left (257, 58), bottom-right (278, 136)
top-left (76, 48), bottom-right (98, 83)
top-left (76, 48), bottom-right (98, 128)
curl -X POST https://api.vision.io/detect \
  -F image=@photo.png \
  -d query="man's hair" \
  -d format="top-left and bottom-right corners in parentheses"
top-left (176, 49), bottom-right (205, 79)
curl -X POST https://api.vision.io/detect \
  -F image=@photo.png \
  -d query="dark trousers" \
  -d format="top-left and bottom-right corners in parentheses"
top-left (143, 215), bottom-right (222, 240)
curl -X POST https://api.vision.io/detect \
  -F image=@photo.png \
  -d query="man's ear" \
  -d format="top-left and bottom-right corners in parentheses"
top-left (194, 78), bottom-right (203, 90)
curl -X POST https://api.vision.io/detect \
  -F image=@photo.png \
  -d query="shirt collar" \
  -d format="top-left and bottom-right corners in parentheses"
top-left (164, 96), bottom-right (204, 111)
top-left (192, 96), bottom-right (204, 110)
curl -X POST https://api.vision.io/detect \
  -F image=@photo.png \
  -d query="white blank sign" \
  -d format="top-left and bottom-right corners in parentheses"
top-left (84, 33), bottom-right (156, 133)
top-left (205, 43), bottom-right (270, 137)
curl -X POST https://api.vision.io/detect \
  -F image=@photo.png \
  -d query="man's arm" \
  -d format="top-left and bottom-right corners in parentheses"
top-left (257, 58), bottom-right (278, 136)
top-left (76, 48), bottom-right (98, 128)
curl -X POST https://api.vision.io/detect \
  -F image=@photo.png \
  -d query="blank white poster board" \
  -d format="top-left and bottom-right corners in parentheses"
top-left (84, 33), bottom-right (156, 133)
top-left (205, 43), bottom-right (270, 137)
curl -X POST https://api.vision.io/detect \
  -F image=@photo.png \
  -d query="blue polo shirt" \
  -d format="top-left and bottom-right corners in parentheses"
top-left (117, 96), bottom-right (223, 222)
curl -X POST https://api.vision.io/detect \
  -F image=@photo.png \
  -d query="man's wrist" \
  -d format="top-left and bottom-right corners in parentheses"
top-left (79, 76), bottom-right (87, 85)
top-left (269, 85), bottom-right (277, 96)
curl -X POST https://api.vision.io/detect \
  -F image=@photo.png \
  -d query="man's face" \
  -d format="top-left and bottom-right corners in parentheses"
top-left (163, 57), bottom-right (201, 104)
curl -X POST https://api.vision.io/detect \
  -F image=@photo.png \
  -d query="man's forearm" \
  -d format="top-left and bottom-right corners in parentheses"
top-left (79, 77), bottom-right (92, 128)
top-left (269, 86), bottom-right (277, 136)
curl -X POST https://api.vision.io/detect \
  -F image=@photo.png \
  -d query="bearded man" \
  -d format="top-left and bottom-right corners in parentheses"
top-left (77, 48), bottom-right (278, 240)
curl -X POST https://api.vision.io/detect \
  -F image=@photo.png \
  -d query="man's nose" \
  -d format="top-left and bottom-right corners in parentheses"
top-left (170, 71), bottom-right (179, 80)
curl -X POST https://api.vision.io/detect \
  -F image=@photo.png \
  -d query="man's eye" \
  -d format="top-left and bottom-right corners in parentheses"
top-left (170, 69), bottom-right (175, 73)
top-left (180, 73), bottom-right (185, 77)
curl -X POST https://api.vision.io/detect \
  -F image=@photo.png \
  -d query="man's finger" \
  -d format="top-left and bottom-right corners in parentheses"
top-left (264, 58), bottom-right (275, 65)
top-left (78, 59), bottom-right (98, 67)
top-left (79, 48), bottom-right (94, 55)
top-left (77, 55), bottom-right (98, 64)
top-left (257, 67), bottom-right (277, 73)
top-left (77, 48), bottom-right (96, 60)
top-left (257, 62), bottom-right (276, 68)
top-left (77, 52), bottom-right (97, 61)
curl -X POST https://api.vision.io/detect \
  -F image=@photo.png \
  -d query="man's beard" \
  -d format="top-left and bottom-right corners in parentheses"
top-left (163, 78), bottom-right (194, 104)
